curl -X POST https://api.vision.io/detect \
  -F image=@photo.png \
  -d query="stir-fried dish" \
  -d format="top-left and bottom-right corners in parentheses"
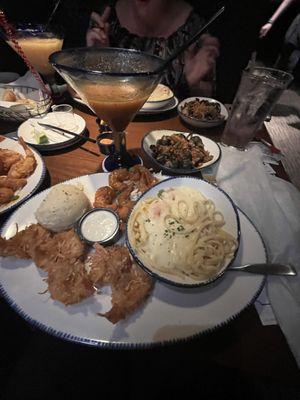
top-left (181, 98), bottom-right (225, 121)
top-left (150, 133), bottom-right (213, 169)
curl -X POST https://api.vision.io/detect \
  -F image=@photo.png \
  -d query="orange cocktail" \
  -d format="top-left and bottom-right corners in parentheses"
top-left (8, 36), bottom-right (63, 77)
top-left (79, 83), bottom-right (149, 131)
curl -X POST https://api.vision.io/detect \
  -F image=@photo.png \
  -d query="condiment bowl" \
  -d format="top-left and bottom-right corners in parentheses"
top-left (76, 208), bottom-right (120, 246)
top-left (126, 176), bottom-right (240, 288)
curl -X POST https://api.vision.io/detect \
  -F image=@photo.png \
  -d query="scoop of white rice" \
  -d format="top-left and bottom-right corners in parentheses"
top-left (35, 184), bottom-right (91, 232)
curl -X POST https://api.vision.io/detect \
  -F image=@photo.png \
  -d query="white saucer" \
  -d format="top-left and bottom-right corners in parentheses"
top-left (18, 112), bottom-right (86, 151)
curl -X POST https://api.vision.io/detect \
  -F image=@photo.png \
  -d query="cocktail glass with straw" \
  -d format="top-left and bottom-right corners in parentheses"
top-left (5, 23), bottom-right (63, 87)
top-left (50, 47), bottom-right (166, 171)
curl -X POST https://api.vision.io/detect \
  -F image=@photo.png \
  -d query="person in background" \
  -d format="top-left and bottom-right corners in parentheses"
top-left (259, 0), bottom-right (296, 38)
top-left (86, 0), bottom-right (220, 99)
top-left (259, 0), bottom-right (300, 79)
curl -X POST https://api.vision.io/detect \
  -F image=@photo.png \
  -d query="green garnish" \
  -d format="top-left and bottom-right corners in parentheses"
top-left (11, 195), bottom-right (20, 201)
top-left (157, 189), bottom-right (165, 199)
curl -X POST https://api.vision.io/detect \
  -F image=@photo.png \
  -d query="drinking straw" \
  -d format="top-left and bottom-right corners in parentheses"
top-left (45, 0), bottom-right (61, 30)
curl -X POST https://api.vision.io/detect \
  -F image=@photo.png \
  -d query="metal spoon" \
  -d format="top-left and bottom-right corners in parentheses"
top-left (228, 263), bottom-right (297, 276)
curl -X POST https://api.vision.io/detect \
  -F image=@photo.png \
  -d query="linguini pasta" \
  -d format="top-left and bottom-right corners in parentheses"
top-left (128, 186), bottom-right (237, 282)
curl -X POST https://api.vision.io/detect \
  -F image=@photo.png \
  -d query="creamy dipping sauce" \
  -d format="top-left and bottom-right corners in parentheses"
top-left (80, 210), bottom-right (118, 243)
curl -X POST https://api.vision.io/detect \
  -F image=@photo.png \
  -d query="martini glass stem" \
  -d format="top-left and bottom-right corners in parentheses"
top-left (112, 131), bottom-right (129, 167)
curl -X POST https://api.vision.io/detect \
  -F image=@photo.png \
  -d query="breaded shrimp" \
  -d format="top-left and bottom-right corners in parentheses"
top-left (0, 187), bottom-right (14, 205)
top-left (108, 168), bottom-right (131, 191)
top-left (8, 138), bottom-right (37, 179)
top-left (0, 176), bottom-right (27, 191)
top-left (0, 149), bottom-right (23, 173)
top-left (93, 186), bottom-right (117, 210)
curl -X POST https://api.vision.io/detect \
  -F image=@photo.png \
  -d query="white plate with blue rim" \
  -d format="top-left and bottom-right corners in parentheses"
top-left (0, 136), bottom-right (45, 216)
top-left (0, 173), bottom-right (266, 348)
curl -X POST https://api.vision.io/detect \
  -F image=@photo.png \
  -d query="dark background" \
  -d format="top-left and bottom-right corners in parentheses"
top-left (0, 0), bottom-right (299, 101)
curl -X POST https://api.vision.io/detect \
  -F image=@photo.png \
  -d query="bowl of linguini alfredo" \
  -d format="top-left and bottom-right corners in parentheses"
top-left (126, 177), bottom-right (240, 287)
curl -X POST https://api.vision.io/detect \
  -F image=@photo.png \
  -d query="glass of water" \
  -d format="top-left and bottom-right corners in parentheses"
top-left (221, 67), bottom-right (293, 149)
top-left (51, 104), bottom-right (76, 128)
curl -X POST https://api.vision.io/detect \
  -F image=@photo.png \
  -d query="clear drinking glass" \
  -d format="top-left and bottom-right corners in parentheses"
top-left (221, 67), bottom-right (293, 149)
top-left (51, 104), bottom-right (75, 127)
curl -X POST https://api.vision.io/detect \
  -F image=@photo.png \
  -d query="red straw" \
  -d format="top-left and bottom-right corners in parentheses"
top-left (0, 10), bottom-right (52, 97)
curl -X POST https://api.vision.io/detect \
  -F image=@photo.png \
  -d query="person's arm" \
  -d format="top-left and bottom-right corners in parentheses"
top-left (259, 0), bottom-right (296, 38)
top-left (184, 34), bottom-right (219, 97)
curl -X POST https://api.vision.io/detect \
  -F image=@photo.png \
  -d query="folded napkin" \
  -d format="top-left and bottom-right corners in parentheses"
top-left (216, 144), bottom-right (300, 367)
top-left (9, 70), bottom-right (45, 90)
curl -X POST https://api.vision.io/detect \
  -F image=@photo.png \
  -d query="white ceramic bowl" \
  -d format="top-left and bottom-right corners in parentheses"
top-left (126, 176), bottom-right (240, 288)
top-left (141, 84), bottom-right (174, 111)
top-left (178, 96), bottom-right (228, 128)
top-left (142, 129), bottom-right (221, 174)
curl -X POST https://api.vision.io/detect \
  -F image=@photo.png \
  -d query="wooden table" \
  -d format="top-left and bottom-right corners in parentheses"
top-left (0, 106), bottom-right (299, 385)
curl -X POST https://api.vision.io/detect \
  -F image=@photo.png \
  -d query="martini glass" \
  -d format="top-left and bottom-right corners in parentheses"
top-left (6, 23), bottom-right (63, 85)
top-left (49, 47), bottom-right (165, 171)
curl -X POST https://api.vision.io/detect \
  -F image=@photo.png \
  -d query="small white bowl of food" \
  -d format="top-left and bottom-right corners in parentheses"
top-left (126, 176), bottom-right (240, 288)
top-left (178, 96), bottom-right (228, 128)
top-left (141, 84), bottom-right (174, 111)
top-left (142, 129), bottom-right (221, 174)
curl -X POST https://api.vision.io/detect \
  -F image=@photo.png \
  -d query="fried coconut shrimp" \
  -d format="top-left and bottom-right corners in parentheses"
top-left (47, 259), bottom-right (95, 305)
top-left (87, 244), bottom-right (154, 324)
top-left (8, 137), bottom-right (37, 179)
top-left (0, 224), bottom-right (86, 270)
top-left (0, 224), bottom-right (94, 305)
top-left (0, 224), bottom-right (52, 260)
